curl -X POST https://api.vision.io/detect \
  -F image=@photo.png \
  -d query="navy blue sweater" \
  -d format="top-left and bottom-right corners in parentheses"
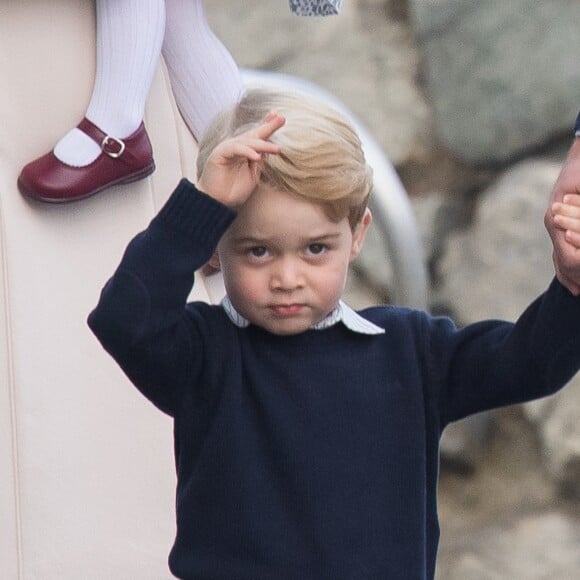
top-left (88, 180), bottom-right (580, 580)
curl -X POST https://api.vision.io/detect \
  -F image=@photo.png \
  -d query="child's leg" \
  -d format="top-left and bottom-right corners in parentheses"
top-left (54, 0), bottom-right (166, 167)
top-left (162, 0), bottom-right (243, 141)
top-left (18, 0), bottom-right (165, 202)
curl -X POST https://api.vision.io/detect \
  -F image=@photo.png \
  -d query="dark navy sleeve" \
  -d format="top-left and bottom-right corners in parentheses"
top-left (425, 278), bottom-right (580, 426)
top-left (88, 179), bottom-right (236, 416)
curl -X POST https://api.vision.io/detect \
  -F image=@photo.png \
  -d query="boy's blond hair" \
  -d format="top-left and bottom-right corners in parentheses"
top-left (197, 88), bottom-right (373, 229)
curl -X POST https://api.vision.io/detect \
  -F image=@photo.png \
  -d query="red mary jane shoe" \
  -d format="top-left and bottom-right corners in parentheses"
top-left (18, 118), bottom-right (155, 203)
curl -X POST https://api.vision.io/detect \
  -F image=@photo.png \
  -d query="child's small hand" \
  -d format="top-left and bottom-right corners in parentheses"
top-left (545, 141), bottom-right (580, 294)
top-left (197, 112), bottom-right (285, 207)
top-left (552, 194), bottom-right (580, 249)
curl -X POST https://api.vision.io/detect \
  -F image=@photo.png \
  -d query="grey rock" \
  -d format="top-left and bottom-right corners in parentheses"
top-left (410, 189), bottom-right (474, 279)
top-left (207, 0), bottom-right (430, 165)
top-left (435, 157), bottom-right (580, 496)
top-left (436, 511), bottom-right (580, 580)
top-left (525, 374), bottom-right (580, 498)
top-left (410, 190), bottom-right (448, 266)
top-left (435, 158), bottom-right (561, 323)
top-left (409, 0), bottom-right (580, 163)
top-left (352, 217), bottom-right (395, 297)
top-left (439, 413), bottom-right (493, 473)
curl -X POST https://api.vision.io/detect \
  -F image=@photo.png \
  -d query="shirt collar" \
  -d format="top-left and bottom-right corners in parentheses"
top-left (220, 297), bottom-right (385, 335)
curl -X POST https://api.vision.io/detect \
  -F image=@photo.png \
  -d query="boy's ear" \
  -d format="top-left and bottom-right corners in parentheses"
top-left (208, 252), bottom-right (221, 270)
top-left (201, 252), bottom-right (221, 276)
top-left (350, 208), bottom-right (372, 261)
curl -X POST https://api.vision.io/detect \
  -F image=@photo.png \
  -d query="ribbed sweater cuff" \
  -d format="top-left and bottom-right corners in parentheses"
top-left (152, 178), bottom-right (237, 248)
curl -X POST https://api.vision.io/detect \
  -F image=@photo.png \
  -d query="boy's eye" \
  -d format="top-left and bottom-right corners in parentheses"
top-left (306, 243), bottom-right (327, 256)
top-left (249, 246), bottom-right (268, 258)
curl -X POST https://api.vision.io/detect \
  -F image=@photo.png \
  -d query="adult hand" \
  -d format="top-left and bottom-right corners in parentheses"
top-left (197, 112), bottom-right (285, 208)
top-left (545, 138), bottom-right (580, 295)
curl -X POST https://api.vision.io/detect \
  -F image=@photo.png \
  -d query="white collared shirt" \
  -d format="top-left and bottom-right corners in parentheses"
top-left (221, 297), bottom-right (385, 335)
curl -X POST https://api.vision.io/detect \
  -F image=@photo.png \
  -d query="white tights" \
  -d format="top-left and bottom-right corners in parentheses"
top-left (54, 0), bottom-right (242, 167)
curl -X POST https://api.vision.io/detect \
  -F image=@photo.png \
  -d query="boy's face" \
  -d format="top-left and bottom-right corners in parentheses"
top-left (216, 184), bottom-right (371, 335)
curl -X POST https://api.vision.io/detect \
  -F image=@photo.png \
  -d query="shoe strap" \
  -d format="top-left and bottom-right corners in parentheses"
top-left (78, 118), bottom-right (127, 159)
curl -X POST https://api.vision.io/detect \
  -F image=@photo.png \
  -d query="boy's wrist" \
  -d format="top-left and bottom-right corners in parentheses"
top-left (196, 176), bottom-right (241, 209)
top-left (153, 179), bottom-right (236, 242)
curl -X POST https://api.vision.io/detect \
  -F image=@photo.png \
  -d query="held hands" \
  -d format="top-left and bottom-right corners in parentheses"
top-left (545, 139), bottom-right (580, 295)
top-left (197, 112), bottom-right (285, 208)
top-left (552, 194), bottom-right (580, 249)
top-left (551, 193), bottom-right (580, 294)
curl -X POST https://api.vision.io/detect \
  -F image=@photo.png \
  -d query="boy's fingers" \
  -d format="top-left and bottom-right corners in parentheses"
top-left (553, 202), bottom-right (580, 218)
top-left (227, 143), bottom-right (263, 162)
top-left (212, 141), bottom-right (261, 163)
top-left (254, 112), bottom-right (286, 140)
top-left (245, 137), bottom-right (281, 153)
top-left (223, 139), bottom-right (280, 163)
top-left (553, 214), bottom-right (580, 231)
top-left (225, 137), bottom-right (281, 160)
top-left (206, 114), bottom-right (284, 186)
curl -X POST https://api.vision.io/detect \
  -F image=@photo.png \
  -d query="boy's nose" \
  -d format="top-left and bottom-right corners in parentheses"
top-left (270, 258), bottom-right (304, 291)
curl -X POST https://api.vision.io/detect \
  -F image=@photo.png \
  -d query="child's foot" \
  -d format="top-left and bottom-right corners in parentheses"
top-left (53, 127), bottom-right (102, 167)
top-left (17, 118), bottom-right (155, 203)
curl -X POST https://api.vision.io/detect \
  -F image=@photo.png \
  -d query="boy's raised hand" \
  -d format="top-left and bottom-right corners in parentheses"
top-left (197, 112), bottom-right (285, 208)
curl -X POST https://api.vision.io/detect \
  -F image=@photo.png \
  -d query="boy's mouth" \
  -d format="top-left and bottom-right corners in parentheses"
top-left (269, 304), bottom-right (305, 317)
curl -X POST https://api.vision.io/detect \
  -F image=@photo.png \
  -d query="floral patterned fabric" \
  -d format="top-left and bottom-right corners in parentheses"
top-left (289, 0), bottom-right (344, 16)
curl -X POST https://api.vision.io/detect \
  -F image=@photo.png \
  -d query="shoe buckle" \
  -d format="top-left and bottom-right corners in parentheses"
top-left (101, 135), bottom-right (126, 159)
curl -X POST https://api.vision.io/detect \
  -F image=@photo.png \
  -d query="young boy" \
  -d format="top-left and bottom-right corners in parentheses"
top-left (88, 88), bottom-right (580, 580)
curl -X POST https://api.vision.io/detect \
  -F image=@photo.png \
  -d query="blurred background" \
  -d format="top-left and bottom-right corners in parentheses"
top-left (206, 1), bottom-right (580, 578)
